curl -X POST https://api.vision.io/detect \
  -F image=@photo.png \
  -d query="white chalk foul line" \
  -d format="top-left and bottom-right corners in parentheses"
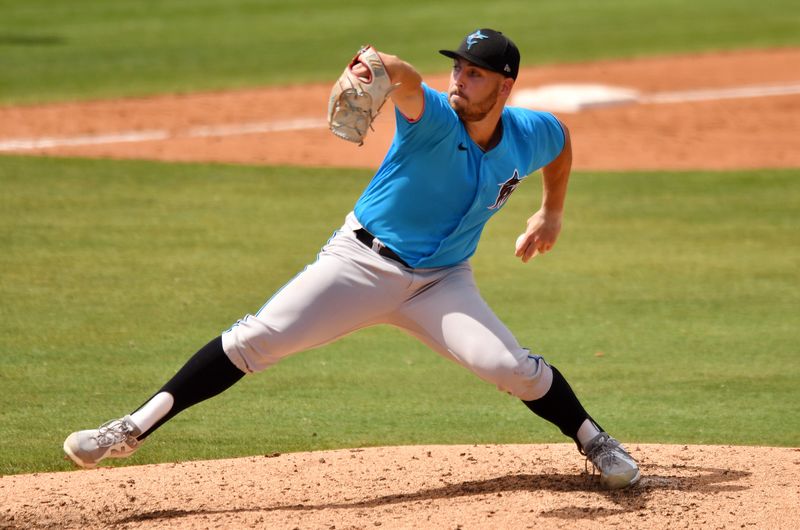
top-left (641, 82), bottom-right (800, 104)
top-left (0, 130), bottom-right (170, 151)
top-left (511, 81), bottom-right (800, 113)
top-left (2, 81), bottom-right (799, 151)
top-left (186, 117), bottom-right (327, 138)
top-left (0, 117), bottom-right (328, 152)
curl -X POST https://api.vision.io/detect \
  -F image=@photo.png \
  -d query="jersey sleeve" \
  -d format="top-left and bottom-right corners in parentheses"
top-left (522, 111), bottom-right (566, 174)
top-left (393, 83), bottom-right (457, 146)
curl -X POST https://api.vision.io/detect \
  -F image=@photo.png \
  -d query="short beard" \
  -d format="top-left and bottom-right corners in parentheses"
top-left (449, 83), bottom-right (501, 122)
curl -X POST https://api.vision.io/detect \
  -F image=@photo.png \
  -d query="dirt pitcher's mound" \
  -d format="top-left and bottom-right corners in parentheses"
top-left (2, 444), bottom-right (798, 529)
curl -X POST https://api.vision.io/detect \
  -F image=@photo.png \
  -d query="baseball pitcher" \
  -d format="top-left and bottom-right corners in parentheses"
top-left (64, 28), bottom-right (639, 489)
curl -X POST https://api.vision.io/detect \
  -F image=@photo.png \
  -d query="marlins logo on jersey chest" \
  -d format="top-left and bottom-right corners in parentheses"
top-left (488, 169), bottom-right (522, 210)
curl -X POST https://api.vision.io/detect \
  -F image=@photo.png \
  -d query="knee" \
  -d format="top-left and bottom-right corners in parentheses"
top-left (491, 351), bottom-right (554, 401)
top-left (221, 315), bottom-right (295, 373)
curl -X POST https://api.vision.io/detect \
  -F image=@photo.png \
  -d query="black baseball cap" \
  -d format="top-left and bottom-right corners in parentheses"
top-left (439, 28), bottom-right (520, 80)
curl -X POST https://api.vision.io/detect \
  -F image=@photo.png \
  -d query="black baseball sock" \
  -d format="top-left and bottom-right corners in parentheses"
top-left (521, 364), bottom-right (602, 450)
top-left (134, 336), bottom-right (246, 439)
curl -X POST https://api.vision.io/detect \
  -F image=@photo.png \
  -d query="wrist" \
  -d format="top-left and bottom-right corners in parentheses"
top-left (539, 206), bottom-right (564, 218)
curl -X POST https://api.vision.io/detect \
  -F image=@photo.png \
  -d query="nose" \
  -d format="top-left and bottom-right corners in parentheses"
top-left (451, 69), bottom-right (465, 90)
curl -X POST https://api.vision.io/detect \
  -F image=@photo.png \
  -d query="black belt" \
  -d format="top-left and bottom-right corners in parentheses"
top-left (354, 228), bottom-right (410, 267)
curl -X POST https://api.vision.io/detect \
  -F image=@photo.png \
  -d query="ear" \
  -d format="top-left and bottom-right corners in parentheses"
top-left (500, 77), bottom-right (514, 97)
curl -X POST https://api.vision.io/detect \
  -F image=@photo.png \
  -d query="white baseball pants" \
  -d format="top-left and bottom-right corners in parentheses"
top-left (222, 213), bottom-right (553, 401)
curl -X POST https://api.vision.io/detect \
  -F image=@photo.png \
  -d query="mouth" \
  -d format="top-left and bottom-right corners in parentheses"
top-left (449, 91), bottom-right (467, 103)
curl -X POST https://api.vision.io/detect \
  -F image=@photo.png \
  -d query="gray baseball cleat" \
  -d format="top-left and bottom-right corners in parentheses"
top-left (63, 415), bottom-right (143, 469)
top-left (583, 432), bottom-right (641, 489)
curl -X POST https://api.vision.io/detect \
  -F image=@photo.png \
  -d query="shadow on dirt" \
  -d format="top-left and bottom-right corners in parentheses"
top-left (537, 463), bottom-right (750, 520)
top-left (115, 464), bottom-right (750, 524)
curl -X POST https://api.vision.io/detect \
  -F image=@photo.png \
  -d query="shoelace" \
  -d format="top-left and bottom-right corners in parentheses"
top-left (583, 435), bottom-right (620, 476)
top-left (94, 419), bottom-right (134, 448)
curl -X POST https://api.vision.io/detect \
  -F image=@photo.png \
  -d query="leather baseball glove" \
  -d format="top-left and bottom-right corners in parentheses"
top-left (327, 46), bottom-right (395, 145)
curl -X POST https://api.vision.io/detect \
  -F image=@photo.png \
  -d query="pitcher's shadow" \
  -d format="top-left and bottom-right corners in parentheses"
top-left (115, 464), bottom-right (750, 525)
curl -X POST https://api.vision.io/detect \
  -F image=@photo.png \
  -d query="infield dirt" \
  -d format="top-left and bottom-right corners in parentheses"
top-left (1, 49), bottom-right (799, 529)
top-left (2, 444), bottom-right (799, 529)
top-left (1, 48), bottom-right (799, 170)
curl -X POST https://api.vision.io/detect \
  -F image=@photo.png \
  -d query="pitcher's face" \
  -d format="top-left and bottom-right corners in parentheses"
top-left (448, 58), bottom-right (506, 122)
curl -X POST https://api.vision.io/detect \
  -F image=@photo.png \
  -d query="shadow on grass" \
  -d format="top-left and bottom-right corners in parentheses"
top-left (114, 464), bottom-right (749, 524)
top-left (0, 33), bottom-right (65, 46)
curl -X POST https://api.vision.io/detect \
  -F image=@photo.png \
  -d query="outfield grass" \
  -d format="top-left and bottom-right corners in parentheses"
top-left (1, 0), bottom-right (799, 104)
top-left (1, 156), bottom-right (798, 475)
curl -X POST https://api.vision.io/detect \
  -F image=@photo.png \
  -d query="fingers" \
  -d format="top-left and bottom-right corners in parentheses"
top-left (516, 236), bottom-right (554, 263)
top-left (515, 238), bottom-right (539, 263)
top-left (351, 62), bottom-right (370, 81)
top-left (525, 242), bottom-right (548, 262)
top-left (515, 233), bottom-right (528, 256)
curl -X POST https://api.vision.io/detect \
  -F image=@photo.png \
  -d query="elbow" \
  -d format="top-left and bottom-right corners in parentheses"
top-left (556, 121), bottom-right (572, 168)
top-left (558, 121), bottom-right (571, 154)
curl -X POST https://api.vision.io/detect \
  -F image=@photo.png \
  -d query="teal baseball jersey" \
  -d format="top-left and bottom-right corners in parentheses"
top-left (354, 83), bottom-right (565, 268)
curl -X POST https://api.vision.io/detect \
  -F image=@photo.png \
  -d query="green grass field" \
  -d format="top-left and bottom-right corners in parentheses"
top-left (1, 0), bottom-right (799, 476)
top-left (1, 157), bottom-right (798, 475)
top-left (1, 0), bottom-right (799, 104)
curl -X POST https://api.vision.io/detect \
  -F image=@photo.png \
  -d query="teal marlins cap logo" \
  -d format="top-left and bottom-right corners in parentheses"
top-left (439, 28), bottom-right (520, 80)
top-left (466, 29), bottom-right (489, 50)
